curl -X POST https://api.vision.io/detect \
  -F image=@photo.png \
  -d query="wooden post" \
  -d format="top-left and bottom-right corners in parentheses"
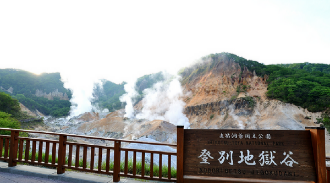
top-left (306, 127), bottom-right (326, 183)
top-left (57, 135), bottom-right (67, 174)
top-left (113, 140), bottom-right (121, 182)
top-left (8, 130), bottom-right (19, 167)
top-left (177, 126), bottom-right (184, 183)
top-left (327, 167), bottom-right (330, 183)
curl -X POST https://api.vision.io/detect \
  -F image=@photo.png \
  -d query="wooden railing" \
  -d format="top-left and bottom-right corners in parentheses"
top-left (2, 126), bottom-right (330, 183)
top-left (0, 128), bottom-right (177, 182)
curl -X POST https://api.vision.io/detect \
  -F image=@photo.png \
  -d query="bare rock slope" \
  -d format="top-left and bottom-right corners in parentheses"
top-left (44, 57), bottom-right (328, 152)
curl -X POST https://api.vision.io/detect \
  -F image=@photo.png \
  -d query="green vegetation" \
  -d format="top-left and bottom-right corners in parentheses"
top-left (236, 84), bottom-right (249, 93)
top-left (230, 95), bottom-right (238, 100)
top-left (15, 94), bottom-right (70, 117)
top-left (92, 80), bottom-right (126, 112)
top-left (210, 114), bottom-right (214, 120)
top-left (179, 52), bottom-right (273, 85)
top-left (0, 91), bottom-right (44, 133)
top-left (266, 65), bottom-right (330, 112)
top-left (3, 147), bottom-right (176, 178)
top-left (98, 159), bottom-right (176, 178)
top-left (0, 92), bottom-right (22, 134)
top-left (92, 72), bottom-right (164, 112)
top-left (242, 96), bottom-right (256, 108)
top-left (135, 72), bottom-right (164, 95)
top-left (0, 112), bottom-right (20, 135)
top-left (316, 109), bottom-right (330, 130)
top-left (276, 63), bottom-right (330, 73)
top-left (0, 69), bottom-right (72, 117)
top-left (179, 52), bottom-right (330, 129)
top-left (179, 57), bottom-right (220, 85)
top-left (0, 92), bottom-right (20, 117)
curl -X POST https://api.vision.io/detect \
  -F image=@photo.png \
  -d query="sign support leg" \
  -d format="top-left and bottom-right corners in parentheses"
top-left (306, 126), bottom-right (326, 183)
top-left (177, 126), bottom-right (184, 183)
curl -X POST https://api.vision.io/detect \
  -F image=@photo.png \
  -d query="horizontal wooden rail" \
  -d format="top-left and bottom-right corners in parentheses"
top-left (0, 127), bottom-right (177, 182)
top-left (65, 141), bottom-right (115, 149)
top-left (17, 137), bottom-right (58, 143)
top-left (120, 174), bottom-right (177, 182)
top-left (121, 147), bottom-right (176, 155)
top-left (0, 128), bottom-right (176, 147)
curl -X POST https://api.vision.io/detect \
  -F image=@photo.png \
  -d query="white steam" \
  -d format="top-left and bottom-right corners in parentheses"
top-left (134, 75), bottom-right (190, 128)
top-left (119, 79), bottom-right (138, 118)
top-left (61, 72), bottom-right (101, 118)
top-left (228, 105), bottom-right (245, 129)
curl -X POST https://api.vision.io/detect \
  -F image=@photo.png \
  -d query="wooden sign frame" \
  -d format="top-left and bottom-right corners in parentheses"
top-left (177, 126), bottom-right (326, 183)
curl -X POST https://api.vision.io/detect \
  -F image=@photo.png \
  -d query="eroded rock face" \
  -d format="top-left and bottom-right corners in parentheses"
top-left (78, 112), bottom-right (100, 122)
top-left (180, 58), bottom-right (323, 145)
top-left (185, 98), bottom-right (252, 116)
top-left (0, 86), bottom-right (13, 94)
top-left (35, 89), bottom-right (69, 100)
top-left (39, 58), bottom-right (329, 152)
top-left (19, 103), bottom-right (45, 117)
top-left (183, 59), bottom-right (268, 107)
top-left (184, 98), bottom-right (320, 131)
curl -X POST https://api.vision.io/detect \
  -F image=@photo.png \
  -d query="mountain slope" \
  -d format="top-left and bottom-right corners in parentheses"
top-left (180, 53), bottom-right (268, 106)
top-left (92, 72), bottom-right (165, 112)
top-left (180, 53), bottom-right (330, 112)
top-left (179, 53), bottom-right (324, 131)
top-left (0, 69), bottom-right (72, 117)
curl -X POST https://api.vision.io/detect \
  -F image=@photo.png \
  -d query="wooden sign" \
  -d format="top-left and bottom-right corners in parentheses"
top-left (183, 129), bottom-right (316, 181)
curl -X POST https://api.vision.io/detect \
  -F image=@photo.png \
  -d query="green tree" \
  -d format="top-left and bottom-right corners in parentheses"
top-left (0, 92), bottom-right (20, 117)
top-left (0, 112), bottom-right (20, 135)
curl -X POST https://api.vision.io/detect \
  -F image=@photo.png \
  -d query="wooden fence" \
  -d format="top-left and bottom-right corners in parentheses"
top-left (1, 126), bottom-right (330, 183)
top-left (0, 128), bottom-right (177, 182)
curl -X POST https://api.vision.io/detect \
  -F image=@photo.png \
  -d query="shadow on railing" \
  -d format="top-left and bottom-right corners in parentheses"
top-left (0, 128), bottom-right (177, 182)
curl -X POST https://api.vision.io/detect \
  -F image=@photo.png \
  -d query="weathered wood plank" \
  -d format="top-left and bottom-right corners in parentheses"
top-left (159, 153), bottom-right (162, 179)
top-left (68, 144), bottom-right (72, 167)
top-left (150, 153), bottom-right (154, 178)
top-left (184, 129), bottom-right (316, 181)
top-left (168, 155), bottom-right (171, 180)
top-left (124, 150), bottom-right (128, 175)
top-left (106, 148), bottom-right (110, 173)
top-left (0, 137), bottom-right (3, 158)
top-left (18, 140), bottom-right (24, 160)
top-left (52, 142), bottom-right (56, 164)
top-left (177, 126), bottom-right (184, 183)
top-left (90, 147), bottom-right (94, 171)
top-left (83, 146), bottom-right (87, 169)
top-left (4, 138), bottom-right (9, 158)
top-left (25, 140), bottom-right (30, 162)
top-left (133, 151), bottom-right (136, 176)
top-left (38, 141), bottom-right (43, 163)
top-left (98, 148), bottom-right (102, 172)
top-left (306, 127), bottom-right (326, 183)
top-left (75, 145), bottom-right (80, 168)
top-left (142, 152), bottom-right (145, 177)
top-left (31, 141), bottom-right (36, 162)
top-left (45, 142), bottom-right (49, 164)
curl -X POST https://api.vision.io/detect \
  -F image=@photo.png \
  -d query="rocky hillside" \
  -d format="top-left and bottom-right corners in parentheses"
top-left (30, 53), bottom-right (330, 155)
top-left (35, 89), bottom-right (69, 100)
top-left (46, 54), bottom-right (322, 142)
top-left (179, 53), bottom-right (319, 129)
top-left (181, 57), bottom-right (268, 106)
top-left (177, 53), bottom-right (330, 152)
top-left (0, 69), bottom-right (72, 117)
